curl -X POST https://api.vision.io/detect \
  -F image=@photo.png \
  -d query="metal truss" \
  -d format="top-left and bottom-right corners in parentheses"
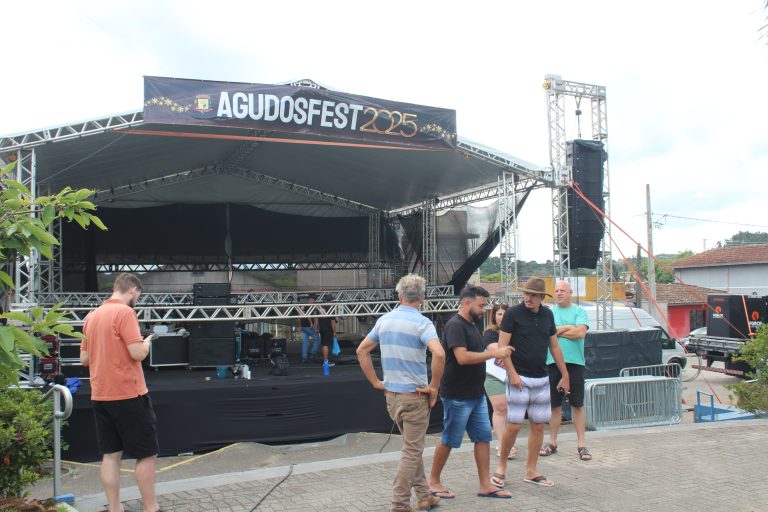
top-left (35, 285), bottom-right (455, 307)
top-left (57, 296), bottom-right (462, 325)
top-left (456, 140), bottom-right (552, 184)
top-left (368, 211), bottom-right (385, 288)
top-left (499, 171), bottom-right (520, 297)
top-left (593, 92), bottom-right (613, 329)
top-left (92, 165), bottom-right (379, 215)
top-left (421, 198), bottom-right (437, 285)
top-left (544, 74), bottom-right (612, 324)
top-left (0, 111), bottom-right (144, 153)
top-left (12, 149), bottom-right (39, 307)
top-left (61, 261), bottom-right (371, 273)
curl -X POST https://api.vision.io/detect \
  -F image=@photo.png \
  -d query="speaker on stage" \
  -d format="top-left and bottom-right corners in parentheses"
top-left (566, 140), bottom-right (606, 269)
top-left (193, 282), bottom-right (231, 298)
top-left (189, 321), bottom-right (236, 339)
top-left (189, 337), bottom-right (237, 367)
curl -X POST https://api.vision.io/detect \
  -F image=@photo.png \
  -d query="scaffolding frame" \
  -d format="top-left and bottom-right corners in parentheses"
top-left (545, 75), bottom-right (612, 326)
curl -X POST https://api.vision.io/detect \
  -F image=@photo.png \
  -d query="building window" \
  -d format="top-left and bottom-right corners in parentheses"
top-left (690, 309), bottom-right (705, 330)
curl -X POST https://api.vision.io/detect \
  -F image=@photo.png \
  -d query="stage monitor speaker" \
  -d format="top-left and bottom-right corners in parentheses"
top-left (566, 139), bottom-right (606, 269)
top-left (193, 282), bottom-right (231, 298)
top-left (193, 296), bottom-right (235, 306)
top-left (189, 321), bottom-right (235, 338)
top-left (189, 337), bottom-right (236, 367)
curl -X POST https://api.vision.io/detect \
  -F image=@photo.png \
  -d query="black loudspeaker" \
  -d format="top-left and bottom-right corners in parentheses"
top-left (566, 140), bottom-right (605, 269)
top-left (188, 321), bottom-right (235, 338)
top-left (265, 338), bottom-right (287, 356)
top-left (193, 296), bottom-right (235, 306)
top-left (193, 283), bottom-right (231, 297)
top-left (189, 337), bottom-right (237, 367)
top-left (707, 294), bottom-right (767, 338)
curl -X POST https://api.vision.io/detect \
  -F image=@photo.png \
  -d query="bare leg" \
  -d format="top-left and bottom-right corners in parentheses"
top-left (494, 422), bottom-right (521, 478)
top-left (572, 406), bottom-right (587, 448)
top-left (322, 345), bottom-right (329, 361)
top-left (100, 451), bottom-right (124, 512)
top-left (135, 455), bottom-right (159, 512)
top-left (547, 405), bottom-right (562, 449)
top-left (489, 394), bottom-right (507, 448)
top-left (526, 423), bottom-right (545, 480)
top-left (475, 442), bottom-right (506, 495)
top-left (428, 442), bottom-right (453, 493)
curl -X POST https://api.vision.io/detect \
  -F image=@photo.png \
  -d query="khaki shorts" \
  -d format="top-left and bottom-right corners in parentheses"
top-left (484, 374), bottom-right (506, 397)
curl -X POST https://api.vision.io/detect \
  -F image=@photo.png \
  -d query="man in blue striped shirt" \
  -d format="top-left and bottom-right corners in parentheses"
top-left (357, 274), bottom-right (445, 512)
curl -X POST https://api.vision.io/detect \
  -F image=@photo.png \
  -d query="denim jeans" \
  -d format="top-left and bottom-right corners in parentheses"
top-left (301, 326), bottom-right (319, 360)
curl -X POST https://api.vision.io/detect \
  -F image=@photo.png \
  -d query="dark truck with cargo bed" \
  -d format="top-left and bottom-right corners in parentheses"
top-left (685, 293), bottom-right (765, 377)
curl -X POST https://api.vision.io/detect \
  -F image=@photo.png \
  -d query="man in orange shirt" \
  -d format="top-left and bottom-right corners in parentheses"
top-left (81, 273), bottom-right (159, 512)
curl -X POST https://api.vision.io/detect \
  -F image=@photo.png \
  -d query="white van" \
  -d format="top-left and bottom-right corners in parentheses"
top-left (579, 305), bottom-right (687, 370)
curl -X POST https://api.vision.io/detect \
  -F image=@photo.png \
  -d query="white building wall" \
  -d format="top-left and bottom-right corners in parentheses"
top-left (675, 263), bottom-right (768, 296)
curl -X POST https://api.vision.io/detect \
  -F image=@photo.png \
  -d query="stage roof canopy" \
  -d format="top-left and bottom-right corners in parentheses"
top-left (1, 112), bottom-right (549, 218)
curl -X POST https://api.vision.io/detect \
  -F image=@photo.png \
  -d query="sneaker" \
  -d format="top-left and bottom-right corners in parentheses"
top-left (327, 361), bottom-right (336, 367)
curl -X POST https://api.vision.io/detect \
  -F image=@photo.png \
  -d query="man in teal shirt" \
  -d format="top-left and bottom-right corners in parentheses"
top-left (539, 280), bottom-right (592, 461)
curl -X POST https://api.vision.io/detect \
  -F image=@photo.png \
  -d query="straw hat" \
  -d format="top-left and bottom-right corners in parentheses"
top-left (517, 277), bottom-right (552, 297)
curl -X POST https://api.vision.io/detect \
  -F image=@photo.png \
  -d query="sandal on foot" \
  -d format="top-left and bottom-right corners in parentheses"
top-left (578, 446), bottom-right (592, 461)
top-left (539, 443), bottom-right (557, 456)
top-left (524, 475), bottom-right (554, 487)
top-left (429, 489), bottom-right (455, 499)
top-left (490, 472), bottom-right (506, 488)
top-left (477, 489), bottom-right (512, 499)
top-left (496, 445), bottom-right (517, 459)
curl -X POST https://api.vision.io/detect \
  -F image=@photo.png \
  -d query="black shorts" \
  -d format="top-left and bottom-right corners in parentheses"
top-left (548, 363), bottom-right (585, 408)
top-left (93, 394), bottom-right (159, 460)
top-left (319, 330), bottom-right (334, 347)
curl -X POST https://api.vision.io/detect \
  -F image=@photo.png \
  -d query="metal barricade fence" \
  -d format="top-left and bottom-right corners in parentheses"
top-left (584, 375), bottom-right (682, 430)
top-left (619, 362), bottom-right (683, 379)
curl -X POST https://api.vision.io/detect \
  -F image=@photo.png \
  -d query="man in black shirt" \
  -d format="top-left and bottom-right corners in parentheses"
top-left (428, 286), bottom-right (513, 500)
top-left (493, 277), bottom-right (569, 489)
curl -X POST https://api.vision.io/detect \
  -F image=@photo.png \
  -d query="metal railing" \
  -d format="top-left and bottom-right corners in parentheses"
top-left (619, 363), bottom-right (683, 379)
top-left (584, 375), bottom-right (682, 430)
top-left (39, 384), bottom-right (74, 502)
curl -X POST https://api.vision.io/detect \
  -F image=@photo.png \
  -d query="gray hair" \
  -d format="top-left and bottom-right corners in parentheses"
top-left (396, 274), bottom-right (426, 303)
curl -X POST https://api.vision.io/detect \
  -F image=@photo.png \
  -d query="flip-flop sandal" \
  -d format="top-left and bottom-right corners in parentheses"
top-left (430, 489), bottom-right (456, 499)
top-left (524, 475), bottom-right (554, 487)
top-left (539, 443), bottom-right (557, 456)
top-left (490, 472), bottom-right (506, 488)
top-left (477, 489), bottom-right (512, 499)
top-left (578, 446), bottom-right (593, 461)
top-left (507, 446), bottom-right (517, 459)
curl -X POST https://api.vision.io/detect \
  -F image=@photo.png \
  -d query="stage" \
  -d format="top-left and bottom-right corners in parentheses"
top-left (62, 354), bottom-right (445, 462)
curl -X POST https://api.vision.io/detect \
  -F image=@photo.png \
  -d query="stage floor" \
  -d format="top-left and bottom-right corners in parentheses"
top-left (63, 354), bottom-right (445, 462)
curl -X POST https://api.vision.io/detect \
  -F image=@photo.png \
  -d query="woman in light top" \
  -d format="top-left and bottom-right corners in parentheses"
top-left (483, 303), bottom-right (517, 461)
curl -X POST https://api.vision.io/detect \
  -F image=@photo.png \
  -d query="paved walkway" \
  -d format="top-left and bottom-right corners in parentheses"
top-left (58, 419), bottom-right (767, 512)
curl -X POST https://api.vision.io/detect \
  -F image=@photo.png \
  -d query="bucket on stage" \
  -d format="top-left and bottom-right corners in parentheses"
top-left (216, 366), bottom-right (229, 379)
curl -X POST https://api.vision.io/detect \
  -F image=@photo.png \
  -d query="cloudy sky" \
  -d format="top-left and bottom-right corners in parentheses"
top-left (3, 0), bottom-right (767, 263)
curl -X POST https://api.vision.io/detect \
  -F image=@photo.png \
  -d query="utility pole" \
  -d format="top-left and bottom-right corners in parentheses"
top-left (635, 243), bottom-right (643, 309)
top-left (645, 184), bottom-right (656, 315)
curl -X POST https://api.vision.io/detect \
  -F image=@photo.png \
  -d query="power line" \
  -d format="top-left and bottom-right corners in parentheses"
top-left (653, 213), bottom-right (768, 229)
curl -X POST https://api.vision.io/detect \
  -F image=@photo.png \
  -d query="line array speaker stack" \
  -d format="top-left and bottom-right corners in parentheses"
top-left (566, 140), bottom-right (606, 269)
top-left (189, 283), bottom-right (236, 367)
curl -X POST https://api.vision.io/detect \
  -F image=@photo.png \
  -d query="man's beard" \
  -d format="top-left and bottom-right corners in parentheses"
top-left (468, 309), bottom-right (482, 322)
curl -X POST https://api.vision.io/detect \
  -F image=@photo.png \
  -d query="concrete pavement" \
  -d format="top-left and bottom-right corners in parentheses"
top-left (30, 358), bottom-right (766, 512)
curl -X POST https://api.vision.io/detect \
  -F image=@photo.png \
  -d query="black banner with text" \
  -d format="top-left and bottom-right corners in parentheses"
top-left (143, 76), bottom-right (457, 149)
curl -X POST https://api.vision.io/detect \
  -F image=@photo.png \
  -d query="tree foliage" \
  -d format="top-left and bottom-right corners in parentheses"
top-left (729, 324), bottom-right (768, 416)
top-left (0, 161), bottom-right (106, 388)
top-left (724, 231), bottom-right (768, 246)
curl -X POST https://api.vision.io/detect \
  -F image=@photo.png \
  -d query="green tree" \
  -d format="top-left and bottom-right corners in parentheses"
top-left (729, 324), bottom-right (768, 416)
top-left (724, 231), bottom-right (768, 246)
top-left (0, 161), bottom-right (106, 388)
